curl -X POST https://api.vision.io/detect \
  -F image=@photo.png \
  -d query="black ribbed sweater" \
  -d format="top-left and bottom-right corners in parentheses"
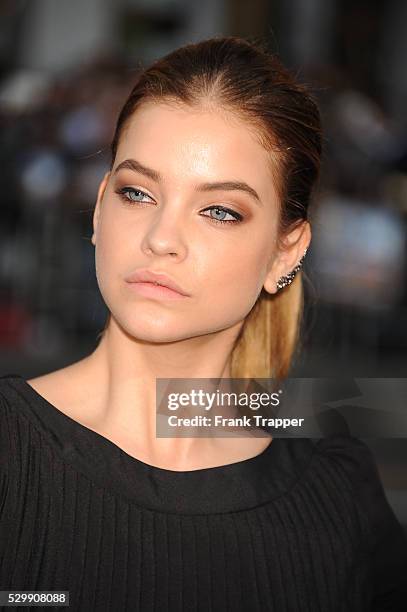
top-left (1, 374), bottom-right (407, 611)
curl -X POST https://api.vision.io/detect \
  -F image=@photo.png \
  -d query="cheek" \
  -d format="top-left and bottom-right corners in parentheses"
top-left (94, 214), bottom-right (130, 293)
top-left (198, 239), bottom-right (270, 312)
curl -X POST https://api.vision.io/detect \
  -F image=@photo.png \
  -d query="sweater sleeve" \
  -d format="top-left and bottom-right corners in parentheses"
top-left (318, 434), bottom-right (407, 611)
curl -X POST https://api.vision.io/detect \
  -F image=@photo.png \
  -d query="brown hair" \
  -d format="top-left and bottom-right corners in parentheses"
top-left (97, 35), bottom-right (322, 380)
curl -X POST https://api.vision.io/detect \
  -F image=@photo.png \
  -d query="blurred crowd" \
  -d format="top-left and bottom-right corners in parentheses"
top-left (0, 58), bottom-right (132, 354)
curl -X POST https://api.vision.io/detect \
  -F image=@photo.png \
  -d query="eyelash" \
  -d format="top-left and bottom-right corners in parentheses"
top-left (114, 187), bottom-right (243, 225)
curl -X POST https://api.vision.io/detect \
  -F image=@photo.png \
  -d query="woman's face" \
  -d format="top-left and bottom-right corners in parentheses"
top-left (92, 102), bottom-right (285, 343)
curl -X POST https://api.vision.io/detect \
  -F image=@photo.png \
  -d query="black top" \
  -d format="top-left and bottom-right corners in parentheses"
top-left (1, 373), bottom-right (407, 611)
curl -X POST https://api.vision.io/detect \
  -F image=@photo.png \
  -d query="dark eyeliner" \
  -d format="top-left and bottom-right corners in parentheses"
top-left (114, 186), bottom-right (151, 204)
top-left (201, 206), bottom-right (243, 225)
top-left (115, 187), bottom-right (244, 225)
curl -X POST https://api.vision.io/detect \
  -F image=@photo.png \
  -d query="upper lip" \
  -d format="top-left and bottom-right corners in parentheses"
top-left (125, 268), bottom-right (190, 296)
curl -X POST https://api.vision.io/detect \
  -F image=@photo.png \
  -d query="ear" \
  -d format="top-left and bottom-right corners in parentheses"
top-left (91, 171), bottom-right (110, 246)
top-left (263, 220), bottom-right (311, 294)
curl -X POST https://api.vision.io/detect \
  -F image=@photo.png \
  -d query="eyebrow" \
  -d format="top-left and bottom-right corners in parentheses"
top-left (113, 158), bottom-right (262, 206)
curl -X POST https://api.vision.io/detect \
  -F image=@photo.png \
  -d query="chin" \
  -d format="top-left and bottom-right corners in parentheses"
top-left (118, 317), bottom-right (192, 344)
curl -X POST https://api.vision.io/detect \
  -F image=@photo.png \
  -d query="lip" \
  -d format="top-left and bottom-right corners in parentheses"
top-left (126, 281), bottom-right (188, 300)
top-left (124, 268), bottom-right (190, 298)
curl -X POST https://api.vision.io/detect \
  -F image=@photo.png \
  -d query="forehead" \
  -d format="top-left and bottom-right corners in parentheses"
top-left (115, 102), bottom-right (278, 196)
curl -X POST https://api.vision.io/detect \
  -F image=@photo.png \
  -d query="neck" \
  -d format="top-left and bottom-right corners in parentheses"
top-left (75, 316), bottom-right (247, 467)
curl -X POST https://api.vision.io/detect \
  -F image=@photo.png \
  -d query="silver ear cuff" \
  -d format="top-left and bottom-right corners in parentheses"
top-left (276, 247), bottom-right (308, 291)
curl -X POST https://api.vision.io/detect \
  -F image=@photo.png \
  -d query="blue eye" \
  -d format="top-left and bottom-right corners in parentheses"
top-left (115, 187), bottom-right (152, 204)
top-left (115, 187), bottom-right (243, 225)
top-left (200, 206), bottom-right (243, 225)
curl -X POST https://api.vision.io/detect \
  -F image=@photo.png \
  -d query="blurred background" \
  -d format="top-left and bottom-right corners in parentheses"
top-left (0, 0), bottom-right (406, 529)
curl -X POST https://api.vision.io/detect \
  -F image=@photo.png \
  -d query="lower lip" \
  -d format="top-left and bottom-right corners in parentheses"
top-left (126, 281), bottom-right (188, 300)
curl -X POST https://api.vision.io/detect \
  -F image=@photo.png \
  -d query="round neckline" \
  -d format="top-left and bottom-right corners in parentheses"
top-left (11, 373), bottom-right (275, 474)
top-left (1, 373), bottom-right (310, 514)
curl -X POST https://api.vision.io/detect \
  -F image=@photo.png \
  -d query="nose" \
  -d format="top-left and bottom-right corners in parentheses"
top-left (141, 205), bottom-right (187, 260)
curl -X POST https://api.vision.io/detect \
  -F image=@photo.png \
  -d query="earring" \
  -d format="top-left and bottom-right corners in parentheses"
top-left (276, 247), bottom-right (308, 291)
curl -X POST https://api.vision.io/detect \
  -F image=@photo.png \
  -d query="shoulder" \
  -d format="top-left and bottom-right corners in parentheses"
top-left (0, 374), bottom-right (20, 421)
top-left (312, 433), bottom-right (379, 483)
top-left (0, 374), bottom-right (36, 424)
top-left (0, 375), bottom-right (27, 459)
top-left (266, 434), bottom-right (381, 493)
top-left (307, 434), bottom-right (406, 549)
top-left (0, 376), bottom-right (16, 498)
top-left (313, 431), bottom-right (374, 459)
top-left (0, 374), bottom-right (50, 455)
top-left (311, 434), bottom-right (399, 522)
top-left (312, 434), bottom-right (407, 604)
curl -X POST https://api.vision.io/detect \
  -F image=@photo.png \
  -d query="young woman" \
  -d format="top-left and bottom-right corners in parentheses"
top-left (1, 36), bottom-right (406, 611)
